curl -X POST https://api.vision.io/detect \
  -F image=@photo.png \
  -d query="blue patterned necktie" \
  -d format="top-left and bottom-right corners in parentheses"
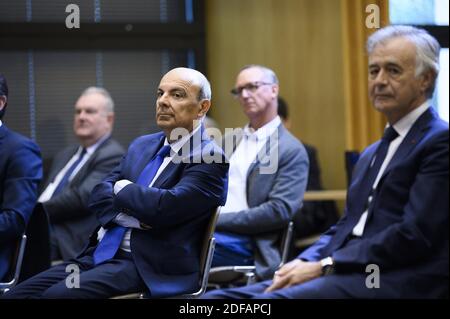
top-left (93, 144), bottom-right (171, 265)
top-left (52, 147), bottom-right (87, 196)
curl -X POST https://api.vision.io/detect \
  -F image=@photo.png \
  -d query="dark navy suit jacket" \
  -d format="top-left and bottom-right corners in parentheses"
top-left (0, 124), bottom-right (42, 281)
top-left (88, 126), bottom-right (229, 298)
top-left (300, 108), bottom-right (449, 298)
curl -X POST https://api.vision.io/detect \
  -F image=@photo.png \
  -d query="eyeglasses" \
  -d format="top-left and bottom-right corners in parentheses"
top-left (230, 82), bottom-right (273, 98)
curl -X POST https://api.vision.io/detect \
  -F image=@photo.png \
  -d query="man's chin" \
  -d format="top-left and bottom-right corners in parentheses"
top-left (74, 130), bottom-right (91, 138)
top-left (373, 101), bottom-right (395, 112)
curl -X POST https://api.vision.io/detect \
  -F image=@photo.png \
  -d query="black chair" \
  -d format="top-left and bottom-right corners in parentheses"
top-left (0, 234), bottom-right (27, 294)
top-left (19, 204), bottom-right (51, 283)
top-left (208, 221), bottom-right (294, 287)
top-left (112, 207), bottom-right (221, 299)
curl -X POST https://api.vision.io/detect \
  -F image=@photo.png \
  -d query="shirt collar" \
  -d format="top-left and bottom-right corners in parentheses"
top-left (84, 133), bottom-right (110, 155)
top-left (0, 119), bottom-right (2, 127)
top-left (243, 116), bottom-right (281, 141)
top-left (391, 100), bottom-right (430, 138)
top-left (164, 122), bottom-right (202, 154)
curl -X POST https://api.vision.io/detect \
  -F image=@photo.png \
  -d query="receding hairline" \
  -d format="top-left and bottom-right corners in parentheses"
top-left (77, 87), bottom-right (115, 113)
top-left (237, 65), bottom-right (279, 84)
top-left (162, 67), bottom-right (211, 100)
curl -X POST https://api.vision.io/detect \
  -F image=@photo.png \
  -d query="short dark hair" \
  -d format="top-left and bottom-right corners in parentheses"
top-left (277, 96), bottom-right (289, 121)
top-left (0, 74), bottom-right (8, 119)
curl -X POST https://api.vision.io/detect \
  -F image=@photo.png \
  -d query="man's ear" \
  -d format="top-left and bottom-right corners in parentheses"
top-left (0, 96), bottom-right (6, 110)
top-left (419, 70), bottom-right (435, 95)
top-left (107, 112), bottom-right (115, 126)
top-left (271, 84), bottom-right (279, 99)
top-left (198, 99), bottom-right (211, 118)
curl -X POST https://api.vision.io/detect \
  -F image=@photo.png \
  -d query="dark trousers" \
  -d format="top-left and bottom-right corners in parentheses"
top-left (202, 273), bottom-right (405, 299)
top-left (2, 248), bottom-right (146, 299)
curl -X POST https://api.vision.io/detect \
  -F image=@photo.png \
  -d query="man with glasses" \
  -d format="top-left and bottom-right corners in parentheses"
top-left (212, 65), bottom-right (309, 280)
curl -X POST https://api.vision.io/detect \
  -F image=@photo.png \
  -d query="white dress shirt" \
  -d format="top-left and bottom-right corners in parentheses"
top-left (221, 116), bottom-right (281, 214)
top-left (352, 101), bottom-right (431, 236)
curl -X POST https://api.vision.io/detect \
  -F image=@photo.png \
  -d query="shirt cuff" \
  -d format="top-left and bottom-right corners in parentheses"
top-left (114, 179), bottom-right (133, 195)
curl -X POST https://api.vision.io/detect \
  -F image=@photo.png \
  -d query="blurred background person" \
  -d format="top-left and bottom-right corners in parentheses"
top-left (37, 87), bottom-right (124, 262)
top-left (212, 65), bottom-right (309, 280)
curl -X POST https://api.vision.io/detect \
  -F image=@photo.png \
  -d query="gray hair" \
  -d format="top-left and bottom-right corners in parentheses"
top-left (367, 25), bottom-right (440, 97)
top-left (80, 86), bottom-right (115, 113)
top-left (195, 71), bottom-right (212, 101)
top-left (240, 65), bottom-right (279, 84)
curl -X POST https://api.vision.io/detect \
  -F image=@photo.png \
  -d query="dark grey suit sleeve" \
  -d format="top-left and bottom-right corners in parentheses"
top-left (44, 141), bottom-right (124, 224)
top-left (216, 143), bottom-right (309, 235)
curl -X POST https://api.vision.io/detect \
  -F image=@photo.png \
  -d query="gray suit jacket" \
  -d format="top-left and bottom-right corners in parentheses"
top-left (42, 137), bottom-right (124, 260)
top-left (217, 124), bottom-right (309, 279)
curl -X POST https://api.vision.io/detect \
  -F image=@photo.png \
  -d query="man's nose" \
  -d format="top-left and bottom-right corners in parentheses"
top-left (373, 69), bottom-right (389, 85)
top-left (240, 88), bottom-right (250, 99)
top-left (157, 94), bottom-right (170, 108)
top-left (77, 111), bottom-right (86, 120)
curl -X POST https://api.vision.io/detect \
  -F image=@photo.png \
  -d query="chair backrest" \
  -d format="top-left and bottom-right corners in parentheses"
top-left (208, 220), bottom-right (294, 287)
top-left (112, 206), bottom-right (221, 299)
top-left (0, 234), bottom-right (27, 293)
top-left (20, 204), bottom-right (51, 283)
top-left (279, 221), bottom-right (294, 267)
top-left (179, 206), bottom-right (221, 298)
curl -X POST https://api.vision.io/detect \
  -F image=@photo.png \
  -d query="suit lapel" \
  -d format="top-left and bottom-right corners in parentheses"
top-left (70, 138), bottom-right (109, 185)
top-left (152, 126), bottom-right (208, 188)
top-left (44, 146), bottom-right (79, 187)
top-left (152, 161), bottom-right (177, 188)
top-left (379, 107), bottom-right (434, 181)
top-left (132, 134), bottom-right (165, 182)
top-left (0, 125), bottom-right (7, 148)
top-left (246, 124), bottom-right (282, 178)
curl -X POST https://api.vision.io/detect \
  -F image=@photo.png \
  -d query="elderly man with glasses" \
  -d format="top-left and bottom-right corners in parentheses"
top-left (211, 65), bottom-right (309, 281)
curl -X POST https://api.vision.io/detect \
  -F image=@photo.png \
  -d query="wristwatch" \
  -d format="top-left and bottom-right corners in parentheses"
top-left (320, 257), bottom-right (335, 276)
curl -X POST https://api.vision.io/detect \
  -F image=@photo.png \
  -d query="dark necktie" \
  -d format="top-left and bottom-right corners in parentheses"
top-left (52, 147), bottom-right (87, 196)
top-left (359, 126), bottom-right (399, 212)
top-left (93, 144), bottom-right (171, 265)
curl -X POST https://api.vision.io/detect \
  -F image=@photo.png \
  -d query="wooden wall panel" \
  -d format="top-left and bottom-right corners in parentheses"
top-left (206, 0), bottom-right (347, 190)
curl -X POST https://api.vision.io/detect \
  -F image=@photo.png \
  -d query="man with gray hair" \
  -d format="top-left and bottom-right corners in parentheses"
top-left (211, 65), bottom-right (309, 280)
top-left (38, 87), bottom-right (124, 262)
top-left (204, 25), bottom-right (448, 298)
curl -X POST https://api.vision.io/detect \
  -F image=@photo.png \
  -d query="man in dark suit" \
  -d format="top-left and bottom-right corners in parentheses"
top-left (212, 65), bottom-right (309, 280)
top-left (4, 67), bottom-right (229, 298)
top-left (204, 25), bottom-right (448, 298)
top-left (0, 74), bottom-right (43, 281)
top-left (36, 87), bottom-right (124, 262)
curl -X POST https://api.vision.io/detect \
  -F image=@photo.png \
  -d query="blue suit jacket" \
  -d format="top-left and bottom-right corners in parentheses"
top-left (300, 108), bottom-right (449, 298)
top-left (88, 127), bottom-right (229, 298)
top-left (0, 124), bottom-right (42, 281)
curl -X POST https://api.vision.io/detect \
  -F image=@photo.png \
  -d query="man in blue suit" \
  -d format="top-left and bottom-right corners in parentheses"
top-left (4, 67), bottom-right (229, 298)
top-left (0, 74), bottom-right (43, 282)
top-left (203, 25), bottom-right (448, 299)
